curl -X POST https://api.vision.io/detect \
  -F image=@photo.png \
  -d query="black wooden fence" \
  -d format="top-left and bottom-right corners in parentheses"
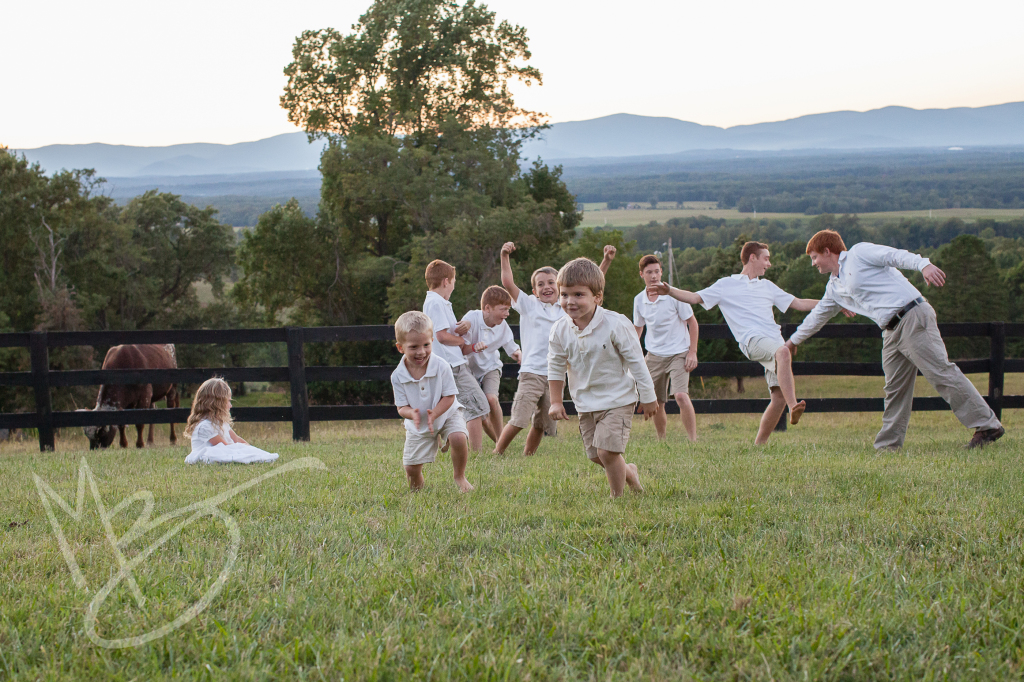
top-left (1, 322), bottom-right (1021, 452)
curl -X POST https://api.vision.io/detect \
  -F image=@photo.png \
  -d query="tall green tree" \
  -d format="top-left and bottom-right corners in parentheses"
top-left (929, 234), bottom-right (1006, 358)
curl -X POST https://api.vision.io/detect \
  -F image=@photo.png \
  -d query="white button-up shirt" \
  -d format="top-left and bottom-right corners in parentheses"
top-left (789, 242), bottom-right (930, 344)
top-left (633, 291), bottom-right (694, 356)
top-left (422, 290), bottom-right (467, 368)
top-left (390, 354), bottom-right (462, 434)
top-left (547, 307), bottom-right (658, 413)
top-left (512, 293), bottom-right (566, 377)
top-left (460, 309), bottom-right (520, 379)
top-left (697, 274), bottom-right (795, 354)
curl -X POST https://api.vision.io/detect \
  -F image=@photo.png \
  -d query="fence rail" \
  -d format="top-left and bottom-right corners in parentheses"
top-left (1, 322), bottom-right (1020, 452)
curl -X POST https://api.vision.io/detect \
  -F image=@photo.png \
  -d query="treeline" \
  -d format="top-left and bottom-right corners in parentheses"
top-left (564, 150), bottom-right (1024, 213)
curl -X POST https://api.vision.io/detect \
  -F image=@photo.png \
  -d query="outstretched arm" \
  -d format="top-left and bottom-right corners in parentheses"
top-left (599, 245), bottom-right (616, 274)
top-left (500, 242), bottom-right (522, 303)
top-left (647, 282), bottom-right (703, 306)
top-left (789, 297), bottom-right (821, 312)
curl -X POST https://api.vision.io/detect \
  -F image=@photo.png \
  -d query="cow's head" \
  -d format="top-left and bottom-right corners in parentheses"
top-left (80, 405), bottom-right (117, 449)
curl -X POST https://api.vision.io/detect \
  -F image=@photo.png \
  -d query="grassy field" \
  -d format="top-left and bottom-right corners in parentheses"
top-left (579, 206), bottom-right (1024, 229)
top-left (2, 380), bottom-right (1024, 680)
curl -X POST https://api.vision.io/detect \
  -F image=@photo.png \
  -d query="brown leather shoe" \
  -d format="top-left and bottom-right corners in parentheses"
top-left (966, 426), bottom-right (1005, 449)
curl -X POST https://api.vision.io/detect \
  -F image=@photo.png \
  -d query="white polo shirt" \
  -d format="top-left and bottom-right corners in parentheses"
top-left (511, 293), bottom-right (565, 377)
top-left (697, 274), bottom-right (795, 354)
top-left (789, 243), bottom-right (931, 345)
top-left (632, 291), bottom-right (694, 356)
top-left (422, 290), bottom-right (467, 368)
top-left (391, 354), bottom-right (462, 434)
top-left (460, 309), bottom-right (520, 379)
top-left (547, 307), bottom-right (658, 413)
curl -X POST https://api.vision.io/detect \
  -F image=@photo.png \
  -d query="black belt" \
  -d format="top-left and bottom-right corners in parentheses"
top-left (885, 297), bottom-right (925, 330)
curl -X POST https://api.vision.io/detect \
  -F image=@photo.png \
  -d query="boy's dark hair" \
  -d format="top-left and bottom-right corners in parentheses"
top-left (740, 241), bottom-right (769, 265)
top-left (639, 254), bottom-right (661, 270)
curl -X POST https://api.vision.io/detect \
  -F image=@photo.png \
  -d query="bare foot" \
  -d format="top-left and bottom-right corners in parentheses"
top-left (790, 400), bottom-right (806, 425)
top-left (454, 477), bottom-right (474, 493)
top-left (626, 463), bottom-right (644, 493)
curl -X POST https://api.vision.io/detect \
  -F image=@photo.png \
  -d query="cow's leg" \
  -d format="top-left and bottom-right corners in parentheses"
top-left (168, 388), bottom-right (179, 445)
top-left (119, 425), bottom-right (128, 448)
top-left (141, 387), bottom-right (153, 447)
top-left (135, 423), bottom-right (145, 448)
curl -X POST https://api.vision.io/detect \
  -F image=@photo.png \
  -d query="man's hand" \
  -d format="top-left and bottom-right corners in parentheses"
top-left (603, 244), bottom-right (617, 261)
top-left (922, 264), bottom-right (946, 287)
top-left (785, 340), bottom-right (798, 357)
top-left (473, 341), bottom-right (487, 352)
top-left (684, 350), bottom-right (698, 372)
top-left (646, 282), bottom-right (670, 296)
top-left (549, 402), bottom-right (569, 421)
top-left (453, 320), bottom-right (471, 335)
top-left (425, 407), bottom-right (438, 433)
top-left (638, 401), bottom-right (660, 421)
top-left (501, 241), bottom-right (516, 257)
top-left (511, 349), bottom-right (522, 364)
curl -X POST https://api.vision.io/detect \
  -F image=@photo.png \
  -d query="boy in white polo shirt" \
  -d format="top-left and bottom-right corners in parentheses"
top-left (421, 259), bottom-right (492, 452)
top-left (460, 285), bottom-right (522, 443)
top-left (633, 254), bottom-right (699, 441)
top-left (390, 311), bottom-right (473, 492)
top-left (493, 242), bottom-right (617, 456)
top-left (649, 241), bottom-right (820, 445)
top-left (548, 258), bottom-right (660, 497)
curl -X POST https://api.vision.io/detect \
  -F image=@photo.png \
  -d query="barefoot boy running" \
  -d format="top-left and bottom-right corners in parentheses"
top-left (390, 311), bottom-right (473, 492)
top-left (548, 258), bottom-right (659, 497)
top-left (649, 241), bottom-right (819, 445)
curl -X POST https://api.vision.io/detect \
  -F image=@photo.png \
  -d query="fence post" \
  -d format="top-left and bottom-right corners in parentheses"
top-left (286, 326), bottom-right (310, 442)
top-left (989, 321), bottom-right (1005, 420)
top-left (30, 332), bottom-right (54, 452)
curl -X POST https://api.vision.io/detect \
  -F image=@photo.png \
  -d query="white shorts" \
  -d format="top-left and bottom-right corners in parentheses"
top-left (743, 336), bottom-right (784, 389)
top-left (402, 408), bottom-right (469, 466)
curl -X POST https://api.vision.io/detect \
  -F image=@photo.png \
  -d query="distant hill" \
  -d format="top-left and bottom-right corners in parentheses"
top-left (13, 102), bottom-right (1024, 178)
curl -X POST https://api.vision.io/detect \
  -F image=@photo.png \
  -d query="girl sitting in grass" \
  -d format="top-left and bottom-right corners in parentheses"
top-left (183, 377), bottom-right (279, 464)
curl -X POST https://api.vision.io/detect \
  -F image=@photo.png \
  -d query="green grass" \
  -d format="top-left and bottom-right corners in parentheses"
top-left (2, 403), bottom-right (1023, 679)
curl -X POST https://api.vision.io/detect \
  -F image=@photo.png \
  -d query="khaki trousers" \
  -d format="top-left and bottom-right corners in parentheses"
top-left (875, 302), bottom-right (1001, 449)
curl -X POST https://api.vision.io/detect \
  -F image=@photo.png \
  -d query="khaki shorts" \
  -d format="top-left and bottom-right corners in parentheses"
top-left (403, 408), bottom-right (468, 466)
top-left (645, 352), bottom-right (690, 403)
top-left (743, 336), bottom-right (783, 389)
top-left (477, 368), bottom-right (501, 397)
top-left (509, 372), bottom-right (557, 436)
top-left (452, 363), bottom-right (490, 421)
top-left (579, 404), bottom-right (635, 461)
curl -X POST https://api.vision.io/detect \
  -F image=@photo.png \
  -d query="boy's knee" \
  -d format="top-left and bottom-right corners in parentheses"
top-left (487, 395), bottom-right (501, 410)
top-left (675, 392), bottom-right (690, 405)
top-left (775, 345), bottom-right (791, 362)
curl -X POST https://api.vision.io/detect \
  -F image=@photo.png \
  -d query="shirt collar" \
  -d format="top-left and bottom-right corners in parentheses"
top-left (732, 273), bottom-right (759, 283)
top-left (571, 306), bottom-right (605, 337)
top-left (834, 251), bottom-right (850, 280)
top-left (425, 290), bottom-right (451, 306)
top-left (394, 354), bottom-right (440, 383)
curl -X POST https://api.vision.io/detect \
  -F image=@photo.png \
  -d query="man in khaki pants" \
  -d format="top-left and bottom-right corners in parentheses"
top-left (785, 229), bottom-right (1004, 450)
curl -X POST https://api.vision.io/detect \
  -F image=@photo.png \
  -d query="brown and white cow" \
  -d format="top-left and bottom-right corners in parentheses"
top-left (82, 344), bottom-right (180, 449)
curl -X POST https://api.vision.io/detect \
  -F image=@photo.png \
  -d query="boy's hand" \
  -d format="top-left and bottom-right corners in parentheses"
top-left (453, 320), bottom-right (471, 335)
top-left (684, 350), bottom-right (698, 372)
top-left (785, 340), bottom-right (798, 357)
top-left (841, 308), bottom-right (856, 318)
top-left (501, 241), bottom-right (516, 256)
top-left (639, 401), bottom-right (660, 420)
top-left (647, 282), bottom-right (670, 296)
top-left (473, 341), bottom-right (487, 352)
top-left (511, 349), bottom-right (522, 364)
top-left (411, 409), bottom-right (422, 431)
top-left (603, 244), bottom-right (617, 260)
top-left (549, 402), bottom-right (569, 421)
top-left (425, 407), bottom-right (437, 433)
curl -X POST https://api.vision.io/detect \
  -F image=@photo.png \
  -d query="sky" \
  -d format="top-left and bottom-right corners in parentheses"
top-left (4, 0), bottom-right (1023, 149)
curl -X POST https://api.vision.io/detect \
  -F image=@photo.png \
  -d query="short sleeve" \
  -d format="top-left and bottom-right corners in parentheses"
top-left (677, 299), bottom-right (694, 321)
top-left (438, 362), bottom-right (458, 397)
top-left (391, 374), bottom-right (409, 407)
top-left (422, 298), bottom-right (448, 336)
top-left (696, 280), bottom-right (723, 310)
top-left (194, 420), bottom-right (218, 442)
top-left (632, 295), bottom-right (646, 327)
top-left (512, 293), bottom-right (534, 315)
top-left (769, 282), bottom-right (796, 312)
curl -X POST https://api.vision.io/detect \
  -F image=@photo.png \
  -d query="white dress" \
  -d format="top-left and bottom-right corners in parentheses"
top-left (184, 419), bottom-right (279, 465)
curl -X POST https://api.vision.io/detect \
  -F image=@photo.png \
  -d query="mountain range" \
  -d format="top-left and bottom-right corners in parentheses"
top-left (12, 101), bottom-right (1024, 178)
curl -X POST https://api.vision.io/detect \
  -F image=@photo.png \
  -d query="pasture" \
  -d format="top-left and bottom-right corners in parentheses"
top-left (579, 206), bottom-right (1024, 229)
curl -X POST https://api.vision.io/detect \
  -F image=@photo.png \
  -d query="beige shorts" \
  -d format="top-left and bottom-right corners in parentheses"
top-left (743, 336), bottom-right (783, 389)
top-left (509, 372), bottom-right (557, 436)
top-left (477, 368), bottom-right (501, 397)
top-left (452, 363), bottom-right (490, 421)
top-left (645, 352), bottom-right (690, 403)
top-left (578, 404), bottom-right (635, 461)
top-left (403, 408), bottom-right (468, 466)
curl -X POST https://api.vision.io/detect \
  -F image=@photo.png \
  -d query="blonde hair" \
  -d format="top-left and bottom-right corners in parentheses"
top-left (530, 266), bottom-right (558, 289)
top-left (395, 310), bottom-right (434, 344)
top-left (424, 259), bottom-right (456, 289)
top-left (556, 258), bottom-right (605, 297)
top-left (184, 377), bottom-right (233, 436)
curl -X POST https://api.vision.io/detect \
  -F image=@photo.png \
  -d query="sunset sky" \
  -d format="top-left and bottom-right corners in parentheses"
top-left (4, 0), bottom-right (1023, 149)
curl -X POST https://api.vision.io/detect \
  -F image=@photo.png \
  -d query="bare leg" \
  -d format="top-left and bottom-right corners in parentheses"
top-left (467, 417), bottom-right (484, 451)
top-left (494, 423), bottom-right (523, 454)
top-left (653, 402), bottom-right (668, 439)
top-left (448, 433), bottom-right (474, 492)
top-left (405, 464), bottom-right (425, 490)
top-left (774, 346), bottom-right (806, 424)
top-left (755, 388), bottom-right (787, 445)
top-left (596, 449), bottom-right (643, 497)
top-left (523, 426), bottom-right (544, 456)
top-left (675, 392), bottom-right (697, 442)
top-left (481, 413), bottom-right (498, 443)
top-left (486, 396), bottom-right (503, 443)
